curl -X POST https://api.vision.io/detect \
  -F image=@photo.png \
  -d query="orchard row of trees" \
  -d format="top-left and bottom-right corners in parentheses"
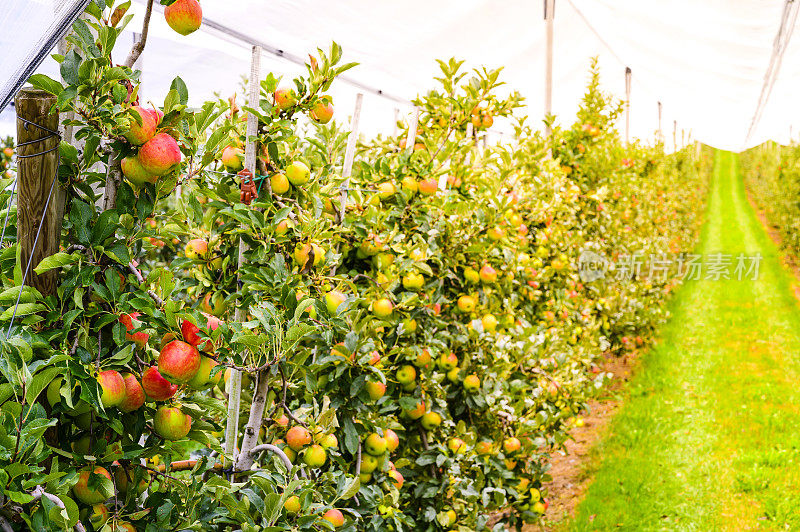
top-left (0, 1), bottom-right (708, 530)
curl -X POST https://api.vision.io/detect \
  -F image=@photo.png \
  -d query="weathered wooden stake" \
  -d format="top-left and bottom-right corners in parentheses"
top-left (225, 45), bottom-right (261, 465)
top-left (673, 120), bottom-right (677, 152)
top-left (16, 88), bottom-right (61, 298)
top-left (544, 0), bottom-right (555, 137)
top-left (657, 101), bottom-right (662, 141)
top-left (339, 93), bottom-right (364, 224)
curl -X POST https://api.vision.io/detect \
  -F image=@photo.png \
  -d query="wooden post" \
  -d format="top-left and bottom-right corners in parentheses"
top-left (16, 89), bottom-right (61, 298)
top-left (404, 106), bottom-right (420, 154)
top-left (624, 67), bottom-right (631, 144)
top-left (695, 140), bottom-right (701, 159)
top-left (657, 101), bottom-right (662, 141)
top-left (544, 0), bottom-right (555, 137)
top-left (338, 93), bottom-right (363, 224)
top-left (225, 45), bottom-right (261, 465)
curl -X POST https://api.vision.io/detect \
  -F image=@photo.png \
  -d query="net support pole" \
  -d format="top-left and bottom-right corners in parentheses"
top-left (15, 89), bottom-right (61, 298)
top-left (624, 67), bottom-right (631, 144)
top-left (338, 92), bottom-right (363, 224)
top-left (658, 101), bottom-right (662, 142)
top-left (544, 0), bottom-right (555, 138)
top-left (404, 107), bottom-right (420, 154)
top-left (673, 120), bottom-right (677, 152)
top-left (225, 45), bottom-right (261, 465)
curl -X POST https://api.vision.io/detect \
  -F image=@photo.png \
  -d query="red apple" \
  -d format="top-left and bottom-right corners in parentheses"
top-left (418, 179), bottom-right (438, 195)
top-left (158, 340), bottom-right (201, 384)
top-left (286, 426), bottom-right (312, 451)
top-left (274, 87), bottom-right (297, 111)
top-left (153, 405), bottom-right (192, 440)
top-left (73, 466), bottom-right (113, 505)
top-left (164, 0), bottom-right (203, 36)
top-left (121, 156), bottom-right (156, 187)
top-left (221, 145), bottom-right (243, 171)
top-left (97, 370), bottom-right (125, 408)
top-left (118, 373), bottom-right (145, 412)
top-left (141, 366), bottom-right (178, 401)
top-left (310, 98), bottom-right (334, 124)
top-left (322, 509), bottom-right (345, 528)
top-left (123, 106), bottom-right (157, 145)
top-left (139, 133), bottom-right (181, 176)
top-left (119, 312), bottom-right (149, 349)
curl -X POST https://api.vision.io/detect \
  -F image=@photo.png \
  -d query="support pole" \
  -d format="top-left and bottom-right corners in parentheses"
top-left (225, 45), bottom-right (261, 465)
top-left (393, 108), bottom-right (400, 136)
top-left (673, 119), bottom-right (677, 152)
top-left (657, 101), bottom-right (662, 142)
top-left (544, 0), bottom-right (555, 137)
top-left (624, 67), bottom-right (631, 144)
top-left (15, 88), bottom-right (61, 298)
top-left (338, 93), bottom-right (363, 224)
top-left (404, 107), bottom-right (420, 154)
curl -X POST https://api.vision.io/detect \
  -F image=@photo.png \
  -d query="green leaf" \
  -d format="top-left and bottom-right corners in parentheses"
top-left (91, 210), bottom-right (119, 244)
top-left (34, 252), bottom-right (79, 274)
top-left (0, 285), bottom-right (43, 304)
top-left (163, 89), bottom-right (180, 114)
top-left (27, 74), bottom-right (64, 96)
top-left (25, 366), bottom-right (62, 404)
top-left (60, 50), bottom-right (82, 85)
top-left (170, 76), bottom-right (189, 105)
top-left (0, 303), bottom-right (47, 321)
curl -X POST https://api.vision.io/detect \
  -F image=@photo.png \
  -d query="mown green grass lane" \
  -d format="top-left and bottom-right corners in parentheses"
top-left (568, 151), bottom-right (800, 531)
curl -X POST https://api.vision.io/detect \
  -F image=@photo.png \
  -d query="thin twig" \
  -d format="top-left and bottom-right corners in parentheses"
top-left (127, 262), bottom-right (164, 306)
top-left (30, 487), bottom-right (87, 532)
top-left (278, 364), bottom-right (307, 428)
top-left (124, 0), bottom-right (154, 68)
top-left (0, 516), bottom-right (12, 532)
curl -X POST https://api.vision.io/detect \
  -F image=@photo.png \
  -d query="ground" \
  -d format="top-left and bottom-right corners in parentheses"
top-left (527, 151), bottom-right (800, 531)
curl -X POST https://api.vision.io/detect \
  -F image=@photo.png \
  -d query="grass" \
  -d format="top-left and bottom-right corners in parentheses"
top-left (566, 151), bottom-right (800, 530)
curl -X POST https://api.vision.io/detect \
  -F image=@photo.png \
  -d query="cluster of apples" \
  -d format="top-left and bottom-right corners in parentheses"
top-left (120, 106), bottom-right (182, 187)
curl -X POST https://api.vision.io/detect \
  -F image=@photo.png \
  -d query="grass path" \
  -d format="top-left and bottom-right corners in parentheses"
top-left (567, 151), bottom-right (800, 530)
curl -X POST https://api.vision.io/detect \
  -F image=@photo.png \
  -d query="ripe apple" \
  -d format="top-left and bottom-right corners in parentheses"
top-left (158, 340), bottom-right (201, 384)
top-left (154, 405), bottom-right (192, 440)
top-left (322, 508), bottom-right (344, 528)
top-left (464, 267), bottom-right (480, 284)
top-left (384, 429), bottom-right (399, 452)
top-left (184, 238), bottom-right (208, 260)
top-left (123, 106), bottom-right (157, 145)
top-left (121, 156), bottom-right (156, 187)
top-left (396, 365), bottom-right (416, 385)
top-left (364, 433), bottom-right (387, 456)
top-left (303, 444), bottom-right (327, 467)
top-left (319, 433), bottom-right (338, 449)
top-left (463, 374), bottom-right (481, 392)
top-left (115, 467), bottom-right (148, 496)
top-left (187, 355), bottom-right (217, 389)
top-left (404, 400), bottom-right (425, 420)
top-left (387, 469), bottom-right (404, 489)
top-left (373, 298), bottom-right (393, 318)
top-left (73, 466), bottom-right (113, 505)
top-left (85, 503), bottom-right (109, 528)
top-left (221, 145), bottom-right (243, 171)
top-left (482, 314), bottom-right (498, 332)
top-left (139, 133), bottom-right (182, 176)
top-left (448, 437), bottom-right (467, 454)
top-left (142, 366), bottom-right (178, 401)
top-left (457, 295), bottom-right (476, 313)
top-left (479, 265), bottom-right (498, 283)
top-left (365, 380), bottom-right (386, 401)
top-left (274, 87), bottom-right (297, 111)
top-left (164, 0), bottom-right (203, 35)
top-left (377, 182), bottom-right (396, 199)
top-left (310, 98), bottom-right (334, 124)
top-left (325, 291), bottom-right (346, 315)
top-left (284, 495), bottom-right (301, 514)
top-left (438, 352), bottom-right (458, 371)
top-left (421, 411), bottom-right (442, 430)
top-left (293, 242), bottom-right (324, 268)
top-left (98, 370), bottom-right (125, 408)
top-left (201, 292), bottom-right (228, 317)
top-left (118, 373), bottom-right (145, 412)
top-left (271, 173), bottom-right (291, 195)
top-left (286, 161), bottom-right (311, 186)
top-left (360, 454), bottom-right (379, 473)
top-left (401, 176), bottom-right (418, 193)
top-left (503, 436), bottom-right (521, 454)
top-left (402, 271), bottom-right (424, 291)
top-left (286, 426), bottom-right (312, 451)
top-left (119, 312), bottom-right (149, 349)
top-left (418, 178), bottom-right (438, 195)
top-left (488, 227), bottom-right (505, 241)
top-left (181, 314), bottom-right (220, 351)
top-left (446, 367), bottom-right (460, 383)
top-left (475, 441), bottom-right (493, 455)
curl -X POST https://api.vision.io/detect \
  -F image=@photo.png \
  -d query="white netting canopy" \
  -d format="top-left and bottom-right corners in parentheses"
top-left (1, 0), bottom-right (799, 151)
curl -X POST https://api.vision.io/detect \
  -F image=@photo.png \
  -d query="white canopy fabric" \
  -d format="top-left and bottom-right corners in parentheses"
top-left (1, 0), bottom-right (799, 152)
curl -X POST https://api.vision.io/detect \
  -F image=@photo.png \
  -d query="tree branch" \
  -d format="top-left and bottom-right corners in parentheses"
top-left (124, 0), bottom-right (154, 68)
top-left (249, 444), bottom-right (295, 474)
top-left (127, 262), bottom-right (164, 306)
top-left (0, 516), bottom-right (12, 532)
top-left (30, 487), bottom-right (87, 532)
top-left (235, 369), bottom-right (271, 471)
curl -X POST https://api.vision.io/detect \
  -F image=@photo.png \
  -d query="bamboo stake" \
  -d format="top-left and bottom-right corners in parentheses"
top-left (657, 101), bottom-right (662, 142)
top-left (338, 93), bottom-right (363, 224)
top-left (624, 67), bottom-right (631, 144)
top-left (544, 0), bottom-right (555, 137)
top-left (225, 45), bottom-right (261, 464)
